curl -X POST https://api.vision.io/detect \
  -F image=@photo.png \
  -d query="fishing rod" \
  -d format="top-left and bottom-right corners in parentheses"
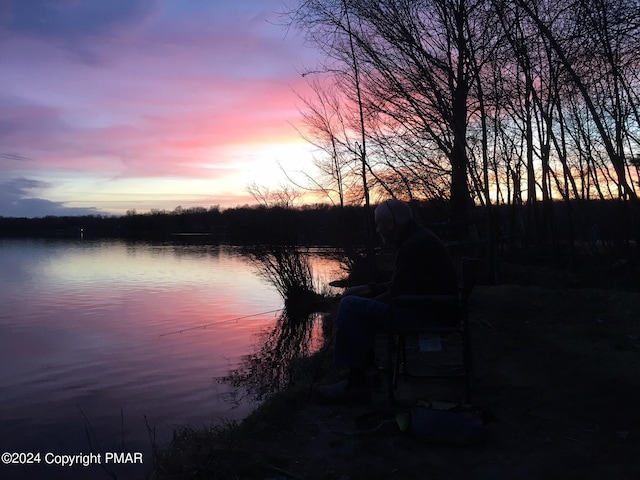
top-left (159, 307), bottom-right (286, 337)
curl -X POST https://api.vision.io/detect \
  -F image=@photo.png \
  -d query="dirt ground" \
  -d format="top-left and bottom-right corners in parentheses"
top-left (152, 271), bottom-right (640, 480)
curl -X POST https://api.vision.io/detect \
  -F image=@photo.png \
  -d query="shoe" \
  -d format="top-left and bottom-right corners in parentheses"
top-left (317, 379), bottom-right (371, 405)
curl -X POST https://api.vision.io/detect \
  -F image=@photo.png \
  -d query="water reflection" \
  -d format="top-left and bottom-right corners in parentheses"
top-left (0, 239), bottom-right (343, 479)
top-left (223, 245), bottom-right (336, 400)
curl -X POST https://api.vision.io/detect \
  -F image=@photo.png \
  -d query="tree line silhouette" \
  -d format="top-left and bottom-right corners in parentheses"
top-left (286, 0), bottom-right (640, 258)
top-left (0, 200), bottom-right (631, 258)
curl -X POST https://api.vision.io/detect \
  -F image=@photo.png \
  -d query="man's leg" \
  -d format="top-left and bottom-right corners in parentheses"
top-left (334, 295), bottom-right (388, 369)
top-left (317, 295), bottom-right (387, 403)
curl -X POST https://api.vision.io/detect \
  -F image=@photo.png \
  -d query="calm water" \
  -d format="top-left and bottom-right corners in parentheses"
top-left (0, 239), bottom-right (338, 479)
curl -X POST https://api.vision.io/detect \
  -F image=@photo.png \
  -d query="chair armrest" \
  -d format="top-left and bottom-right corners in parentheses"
top-left (388, 294), bottom-right (458, 309)
top-left (385, 294), bottom-right (460, 330)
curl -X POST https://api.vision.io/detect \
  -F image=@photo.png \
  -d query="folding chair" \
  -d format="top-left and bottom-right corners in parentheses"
top-left (385, 257), bottom-right (478, 404)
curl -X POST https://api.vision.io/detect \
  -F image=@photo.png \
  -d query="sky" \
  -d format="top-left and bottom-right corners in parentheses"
top-left (0, 0), bottom-right (319, 218)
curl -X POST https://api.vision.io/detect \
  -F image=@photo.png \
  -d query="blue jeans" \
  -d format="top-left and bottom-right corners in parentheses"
top-left (334, 295), bottom-right (425, 368)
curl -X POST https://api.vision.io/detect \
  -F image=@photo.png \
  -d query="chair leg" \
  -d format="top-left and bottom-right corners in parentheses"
top-left (400, 334), bottom-right (408, 380)
top-left (395, 334), bottom-right (407, 386)
top-left (462, 328), bottom-right (473, 403)
top-left (387, 333), bottom-right (396, 405)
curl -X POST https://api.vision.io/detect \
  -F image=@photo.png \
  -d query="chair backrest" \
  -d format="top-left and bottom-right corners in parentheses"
top-left (458, 257), bottom-right (481, 328)
top-left (459, 257), bottom-right (481, 303)
top-left (460, 257), bottom-right (482, 316)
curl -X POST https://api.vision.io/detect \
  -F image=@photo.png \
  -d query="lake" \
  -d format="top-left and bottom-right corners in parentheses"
top-left (0, 238), bottom-right (340, 479)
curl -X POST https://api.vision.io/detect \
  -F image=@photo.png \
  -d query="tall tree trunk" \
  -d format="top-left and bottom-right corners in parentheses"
top-left (343, 0), bottom-right (376, 277)
top-left (450, 2), bottom-right (472, 230)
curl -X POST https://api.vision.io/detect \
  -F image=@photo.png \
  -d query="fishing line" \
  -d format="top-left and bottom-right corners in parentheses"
top-left (159, 307), bottom-right (285, 337)
top-left (158, 296), bottom-right (335, 338)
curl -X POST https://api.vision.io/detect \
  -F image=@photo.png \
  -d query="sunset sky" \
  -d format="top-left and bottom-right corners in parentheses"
top-left (0, 0), bottom-right (319, 218)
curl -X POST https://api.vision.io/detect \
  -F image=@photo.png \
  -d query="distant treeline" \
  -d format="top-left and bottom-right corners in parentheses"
top-left (0, 200), bottom-right (635, 258)
top-left (0, 204), bottom-right (373, 245)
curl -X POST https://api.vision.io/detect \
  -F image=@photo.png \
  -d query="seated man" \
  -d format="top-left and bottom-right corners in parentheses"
top-left (318, 199), bottom-right (458, 403)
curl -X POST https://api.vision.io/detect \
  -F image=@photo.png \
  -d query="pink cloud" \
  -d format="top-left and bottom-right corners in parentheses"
top-left (0, 0), bottom-right (321, 215)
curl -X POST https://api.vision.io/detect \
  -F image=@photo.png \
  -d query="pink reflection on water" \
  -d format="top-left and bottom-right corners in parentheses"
top-left (0, 240), bottom-right (340, 465)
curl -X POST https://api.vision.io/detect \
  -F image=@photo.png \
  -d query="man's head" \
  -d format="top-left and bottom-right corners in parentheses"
top-left (374, 199), bottom-right (413, 245)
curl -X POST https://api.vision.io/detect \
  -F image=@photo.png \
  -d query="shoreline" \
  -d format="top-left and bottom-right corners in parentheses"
top-left (150, 276), bottom-right (640, 479)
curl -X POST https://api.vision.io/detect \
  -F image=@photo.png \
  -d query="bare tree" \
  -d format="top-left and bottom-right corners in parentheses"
top-left (287, 0), bottom-right (640, 250)
top-left (246, 182), bottom-right (302, 209)
top-left (290, 0), bottom-right (492, 224)
top-left (512, 0), bottom-right (638, 203)
top-left (295, 77), bottom-right (363, 207)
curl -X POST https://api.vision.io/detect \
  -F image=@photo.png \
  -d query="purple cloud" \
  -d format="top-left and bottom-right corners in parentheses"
top-left (0, 0), bottom-right (318, 217)
top-left (0, 177), bottom-right (102, 217)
